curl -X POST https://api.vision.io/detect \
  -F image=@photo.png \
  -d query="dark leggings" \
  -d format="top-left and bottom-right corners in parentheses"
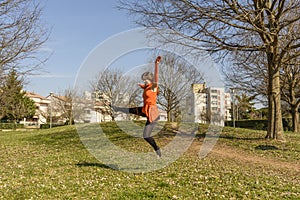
top-left (113, 106), bottom-right (160, 151)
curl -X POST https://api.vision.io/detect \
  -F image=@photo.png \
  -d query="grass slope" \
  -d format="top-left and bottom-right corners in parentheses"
top-left (0, 123), bottom-right (299, 199)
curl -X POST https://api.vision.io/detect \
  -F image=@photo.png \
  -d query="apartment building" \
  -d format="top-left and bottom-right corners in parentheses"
top-left (24, 92), bottom-right (50, 126)
top-left (190, 83), bottom-right (231, 125)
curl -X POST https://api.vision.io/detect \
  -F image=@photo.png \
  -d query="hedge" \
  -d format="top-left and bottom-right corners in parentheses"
top-left (225, 118), bottom-right (293, 131)
top-left (0, 123), bottom-right (24, 129)
top-left (40, 124), bottom-right (66, 129)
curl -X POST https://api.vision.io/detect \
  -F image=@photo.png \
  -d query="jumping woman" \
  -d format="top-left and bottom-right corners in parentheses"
top-left (112, 56), bottom-right (162, 158)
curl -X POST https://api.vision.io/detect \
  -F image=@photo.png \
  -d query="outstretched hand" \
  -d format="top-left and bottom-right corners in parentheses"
top-left (155, 56), bottom-right (161, 64)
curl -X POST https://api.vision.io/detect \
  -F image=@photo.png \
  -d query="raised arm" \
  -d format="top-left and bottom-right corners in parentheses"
top-left (153, 56), bottom-right (161, 87)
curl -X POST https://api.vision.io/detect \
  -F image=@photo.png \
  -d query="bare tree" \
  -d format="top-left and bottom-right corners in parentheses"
top-left (158, 54), bottom-right (204, 122)
top-left (280, 19), bottom-right (300, 133)
top-left (0, 0), bottom-right (49, 121)
top-left (280, 62), bottom-right (300, 133)
top-left (224, 50), bottom-right (268, 104)
top-left (93, 69), bottom-right (137, 121)
top-left (58, 89), bottom-right (78, 125)
top-left (118, 0), bottom-right (300, 140)
top-left (50, 94), bottom-right (72, 125)
top-left (0, 0), bottom-right (49, 75)
top-left (226, 30), bottom-right (300, 133)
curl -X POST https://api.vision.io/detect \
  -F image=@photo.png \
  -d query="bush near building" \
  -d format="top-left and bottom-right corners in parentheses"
top-left (225, 118), bottom-right (293, 131)
top-left (0, 123), bottom-right (24, 130)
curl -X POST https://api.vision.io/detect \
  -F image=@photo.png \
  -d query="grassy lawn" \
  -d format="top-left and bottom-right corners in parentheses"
top-left (0, 122), bottom-right (299, 199)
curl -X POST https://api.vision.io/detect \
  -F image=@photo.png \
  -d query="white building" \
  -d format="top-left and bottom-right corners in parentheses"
top-left (24, 92), bottom-right (50, 126)
top-left (190, 83), bottom-right (231, 125)
top-left (190, 83), bottom-right (208, 124)
top-left (224, 92), bottom-right (232, 121)
top-left (72, 91), bottom-right (113, 123)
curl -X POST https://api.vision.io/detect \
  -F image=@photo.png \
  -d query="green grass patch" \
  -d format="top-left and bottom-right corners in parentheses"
top-left (218, 126), bottom-right (300, 162)
top-left (0, 123), bottom-right (299, 199)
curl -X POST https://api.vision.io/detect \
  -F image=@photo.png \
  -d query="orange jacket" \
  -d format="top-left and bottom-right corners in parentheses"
top-left (140, 84), bottom-right (159, 122)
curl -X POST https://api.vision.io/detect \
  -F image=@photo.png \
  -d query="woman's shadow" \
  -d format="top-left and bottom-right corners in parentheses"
top-left (76, 162), bottom-right (119, 170)
top-left (255, 145), bottom-right (279, 151)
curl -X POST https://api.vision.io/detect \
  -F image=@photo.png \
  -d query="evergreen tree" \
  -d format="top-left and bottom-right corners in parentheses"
top-left (0, 70), bottom-right (36, 122)
top-left (235, 94), bottom-right (256, 120)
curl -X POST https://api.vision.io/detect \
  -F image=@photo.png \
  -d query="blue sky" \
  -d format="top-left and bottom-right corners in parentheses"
top-left (25, 0), bottom-right (225, 97)
top-left (25, 0), bottom-right (136, 96)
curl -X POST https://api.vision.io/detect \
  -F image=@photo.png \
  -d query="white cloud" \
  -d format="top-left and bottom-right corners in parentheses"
top-left (28, 74), bottom-right (74, 78)
top-left (38, 46), bottom-right (55, 53)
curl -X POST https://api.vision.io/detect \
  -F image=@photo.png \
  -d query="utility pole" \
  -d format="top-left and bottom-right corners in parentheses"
top-left (50, 92), bottom-right (54, 128)
top-left (230, 88), bottom-right (236, 128)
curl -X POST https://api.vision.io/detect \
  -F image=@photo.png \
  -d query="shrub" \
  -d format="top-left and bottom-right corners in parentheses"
top-left (40, 124), bottom-right (66, 129)
top-left (40, 124), bottom-right (50, 129)
top-left (0, 123), bottom-right (24, 129)
top-left (225, 119), bottom-right (292, 131)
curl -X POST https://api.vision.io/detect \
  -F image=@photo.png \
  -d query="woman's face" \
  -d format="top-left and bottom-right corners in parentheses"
top-left (143, 79), bottom-right (151, 84)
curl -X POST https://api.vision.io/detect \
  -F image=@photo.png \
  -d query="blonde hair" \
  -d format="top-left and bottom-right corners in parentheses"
top-left (141, 72), bottom-right (153, 82)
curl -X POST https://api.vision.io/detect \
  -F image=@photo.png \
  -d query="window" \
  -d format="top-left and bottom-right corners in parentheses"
top-left (211, 101), bottom-right (218, 105)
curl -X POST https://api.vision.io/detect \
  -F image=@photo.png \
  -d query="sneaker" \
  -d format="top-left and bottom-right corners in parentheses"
top-left (155, 148), bottom-right (162, 158)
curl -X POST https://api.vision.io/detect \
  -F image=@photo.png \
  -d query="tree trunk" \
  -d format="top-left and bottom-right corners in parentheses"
top-left (291, 105), bottom-right (299, 133)
top-left (266, 68), bottom-right (285, 140)
top-left (167, 110), bottom-right (172, 122)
